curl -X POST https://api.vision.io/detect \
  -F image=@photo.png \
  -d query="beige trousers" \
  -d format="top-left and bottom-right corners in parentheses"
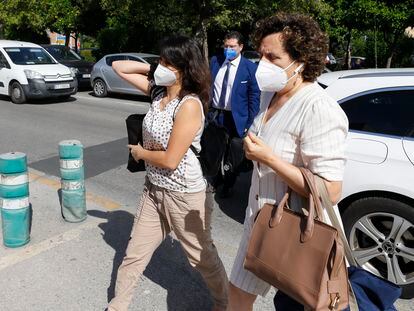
top-left (107, 181), bottom-right (228, 310)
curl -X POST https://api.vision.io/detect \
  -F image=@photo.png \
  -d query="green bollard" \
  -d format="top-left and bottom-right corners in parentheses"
top-left (59, 140), bottom-right (87, 223)
top-left (0, 152), bottom-right (31, 248)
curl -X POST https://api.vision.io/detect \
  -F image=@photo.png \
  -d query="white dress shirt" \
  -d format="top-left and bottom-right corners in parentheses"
top-left (212, 54), bottom-right (241, 111)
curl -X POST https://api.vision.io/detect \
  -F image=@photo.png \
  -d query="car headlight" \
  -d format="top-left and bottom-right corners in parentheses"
top-left (69, 67), bottom-right (79, 77)
top-left (24, 70), bottom-right (44, 80)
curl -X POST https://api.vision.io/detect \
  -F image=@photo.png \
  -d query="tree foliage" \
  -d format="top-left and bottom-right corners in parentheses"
top-left (0, 0), bottom-right (412, 67)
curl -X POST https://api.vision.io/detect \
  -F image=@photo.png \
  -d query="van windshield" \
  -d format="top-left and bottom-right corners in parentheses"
top-left (4, 47), bottom-right (56, 65)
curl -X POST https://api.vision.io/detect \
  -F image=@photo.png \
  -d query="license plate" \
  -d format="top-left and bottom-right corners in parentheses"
top-left (54, 83), bottom-right (70, 89)
top-left (82, 74), bottom-right (91, 78)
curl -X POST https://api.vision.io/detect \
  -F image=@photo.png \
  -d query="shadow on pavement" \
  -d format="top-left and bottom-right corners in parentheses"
top-left (0, 94), bottom-right (77, 105)
top-left (88, 209), bottom-right (213, 310)
top-left (88, 209), bottom-right (134, 302)
top-left (214, 170), bottom-right (252, 224)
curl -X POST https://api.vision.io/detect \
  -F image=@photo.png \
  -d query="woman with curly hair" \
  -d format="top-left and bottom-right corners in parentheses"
top-left (108, 35), bottom-right (228, 311)
top-left (227, 13), bottom-right (349, 310)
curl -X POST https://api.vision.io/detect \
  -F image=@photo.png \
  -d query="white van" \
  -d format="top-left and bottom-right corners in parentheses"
top-left (0, 40), bottom-right (77, 104)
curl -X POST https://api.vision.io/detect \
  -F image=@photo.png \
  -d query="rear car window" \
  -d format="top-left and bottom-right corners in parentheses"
top-left (127, 56), bottom-right (143, 63)
top-left (340, 89), bottom-right (414, 137)
top-left (142, 56), bottom-right (159, 65)
top-left (106, 55), bottom-right (127, 66)
top-left (5, 47), bottom-right (56, 65)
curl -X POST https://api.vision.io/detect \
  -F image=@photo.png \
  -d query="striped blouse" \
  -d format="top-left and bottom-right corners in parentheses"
top-left (245, 82), bottom-right (349, 226)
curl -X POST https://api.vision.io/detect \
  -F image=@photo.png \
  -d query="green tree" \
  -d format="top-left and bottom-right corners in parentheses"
top-left (0, 0), bottom-right (47, 41)
top-left (326, 0), bottom-right (414, 68)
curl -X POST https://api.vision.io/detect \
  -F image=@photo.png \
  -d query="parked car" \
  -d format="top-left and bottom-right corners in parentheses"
top-left (42, 44), bottom-right (94, 88)
top-left (242, 50), bottom-right (260, 63)
top-left (318, 68), bottom-right (414, 298)
top-left (91, 53), bottom-right (159, 97)
top-left (0, 40), bottom-right (77, 104)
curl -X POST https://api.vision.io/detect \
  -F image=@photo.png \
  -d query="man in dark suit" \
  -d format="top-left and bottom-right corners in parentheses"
top-left (210, 31), bottom-right (260, 197)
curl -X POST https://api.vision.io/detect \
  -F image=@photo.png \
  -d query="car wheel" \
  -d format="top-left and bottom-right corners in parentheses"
top-left (93, 78), bottom-right (107, 97)
top-left (10, 82), bottom-right (27, 104)
top-left (342, 196), bottom-right (414, 298)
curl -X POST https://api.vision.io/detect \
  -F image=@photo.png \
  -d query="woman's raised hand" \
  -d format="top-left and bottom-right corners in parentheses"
top-left (243, 132), bottom-right (273, 165)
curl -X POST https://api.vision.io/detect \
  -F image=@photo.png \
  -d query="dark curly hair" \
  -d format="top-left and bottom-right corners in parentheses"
top-left (150, 35), bottom-right (211, 113)
top-left (253, 12), bottom-right (328, 82)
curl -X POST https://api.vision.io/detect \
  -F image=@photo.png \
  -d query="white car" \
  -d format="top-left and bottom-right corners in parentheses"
top-left (319, 68), bottom-right (414, 298)
top-left (0, 40), bottom-right (77, 104)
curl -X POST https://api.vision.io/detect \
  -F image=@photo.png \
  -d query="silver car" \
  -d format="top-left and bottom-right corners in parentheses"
top-left (91, 53), bottom-right (159, 97)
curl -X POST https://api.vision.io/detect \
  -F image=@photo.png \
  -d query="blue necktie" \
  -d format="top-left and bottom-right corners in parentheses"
top-left (218, 62), bottom-right (231, 109)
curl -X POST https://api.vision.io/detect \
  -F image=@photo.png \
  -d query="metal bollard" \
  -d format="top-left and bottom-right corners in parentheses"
top-left (0, 152), bottom-right (31, 247)
top-left (59, 140), bottom-right (87, 222)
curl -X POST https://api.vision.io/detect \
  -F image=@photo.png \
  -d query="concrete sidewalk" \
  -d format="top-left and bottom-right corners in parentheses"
top-left (0, 169), bottom-right (412, 311)
top-left (0, 169), bottom-right (275, 311)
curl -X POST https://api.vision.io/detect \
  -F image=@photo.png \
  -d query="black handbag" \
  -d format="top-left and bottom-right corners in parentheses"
top-left (124, 84), bottom-right (164, 173)
top-left (190, 120), bottom-right (229, 177)
top-left (125, 114), bottom-right (146, 172)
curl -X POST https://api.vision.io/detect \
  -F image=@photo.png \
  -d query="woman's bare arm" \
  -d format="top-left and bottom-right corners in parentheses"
top-left (112, 60), bottom-right (151, 95)
top-left (244, 132), bottom-right (343, 205)
top-left (128, 99), bottom-right (202, 170)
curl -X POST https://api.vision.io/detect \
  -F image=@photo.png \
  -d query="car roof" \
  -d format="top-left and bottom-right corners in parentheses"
top-left (104, 52), bottom-right (159, 58)
top-left (318, 68), bottom-right (414, 101)
top-left (0, 40), bottom-right (42, 48)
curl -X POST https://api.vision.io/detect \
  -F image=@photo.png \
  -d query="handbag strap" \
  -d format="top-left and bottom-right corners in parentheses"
top-left (313, 176), bottom-right (357, 266)
top-left (313, 175), bottom-right (360, 311)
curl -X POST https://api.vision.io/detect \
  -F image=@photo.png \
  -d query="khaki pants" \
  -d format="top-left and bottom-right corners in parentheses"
top-left (108, 181), bottom-right (228, 310)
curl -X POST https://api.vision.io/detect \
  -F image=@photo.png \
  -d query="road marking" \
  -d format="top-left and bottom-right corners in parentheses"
top-left (28, 170), bottom-right (120, 210)
top-left (0, 220), bottom-right (98, 271)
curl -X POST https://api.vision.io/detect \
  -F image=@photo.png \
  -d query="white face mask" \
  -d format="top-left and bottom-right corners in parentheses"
top-left (154, 64), bottom-right (177, 86)
top-left (255, 60), bottom-right (304, 92)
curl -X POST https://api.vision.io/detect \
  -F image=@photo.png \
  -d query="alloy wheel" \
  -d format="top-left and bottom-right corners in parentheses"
top-left (349, 212), bottom-right (414, 286)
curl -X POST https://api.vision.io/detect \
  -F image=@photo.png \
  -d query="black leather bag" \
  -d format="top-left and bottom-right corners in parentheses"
top-left (125, 114), bottom-right (146, 172)
top-left (191, 120), bottom-right (229, 177)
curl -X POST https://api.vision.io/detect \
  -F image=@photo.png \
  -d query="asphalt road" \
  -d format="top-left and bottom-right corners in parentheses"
top-left (0, 91), bottom-right (412, 311)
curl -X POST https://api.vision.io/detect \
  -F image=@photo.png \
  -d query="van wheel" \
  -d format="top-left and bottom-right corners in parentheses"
top-left (342, 196), bottom-right (414, 298)
top-left (93, 79), bottom-right (107, 97)
top-left (10, 82), bottom-right (27, 104)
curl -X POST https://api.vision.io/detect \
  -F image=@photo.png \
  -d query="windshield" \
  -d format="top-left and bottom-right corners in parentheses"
top-left (142, 56), bottom-right (159, 65)
top-left (46, 46), bottom-right (82, 61)
top-left (4, 47), bottom-right (56, 65)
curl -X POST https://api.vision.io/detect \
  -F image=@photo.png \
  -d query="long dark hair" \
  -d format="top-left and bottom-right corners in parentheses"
top-left (158, 35), bottom-right (211, 112)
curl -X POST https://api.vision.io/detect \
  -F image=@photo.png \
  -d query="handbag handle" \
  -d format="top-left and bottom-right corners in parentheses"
top-left (270, 191), bottom-right (316, 243)
top-left (269, 168), bottom-right (323, 243)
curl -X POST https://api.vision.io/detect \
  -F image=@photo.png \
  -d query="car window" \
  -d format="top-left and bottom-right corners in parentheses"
top-left (127, 56), bottom-right (143, 63)
top-left (45, 46), bottom-right (81, 61)
top-left (4, 47), bottom-right (56, 65)
top-left (142, 56), bottom-right (159, 65)
top-left (105, 55), bottom-right (127, 66)
top-left (341, 89), bottom-right (414, 137)
top-left (0, 51), bottom-right (10, 69)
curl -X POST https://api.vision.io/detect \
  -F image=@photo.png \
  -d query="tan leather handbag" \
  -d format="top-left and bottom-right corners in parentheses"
top-left (244, 168), bottom-right (349, 310)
